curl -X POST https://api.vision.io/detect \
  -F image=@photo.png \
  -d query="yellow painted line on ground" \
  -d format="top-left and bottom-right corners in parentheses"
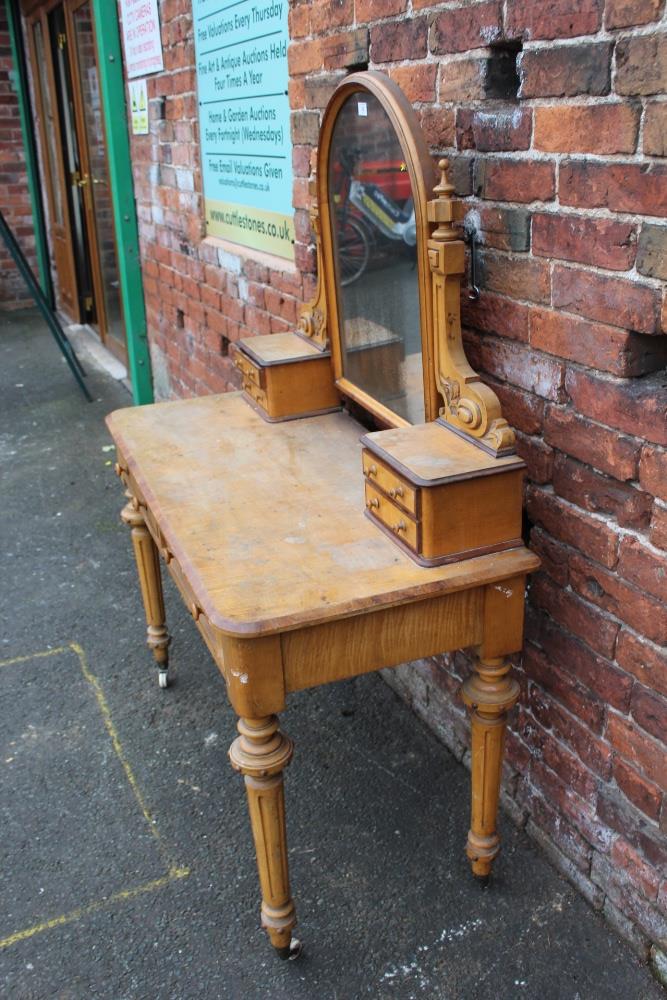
top-left (0, 644), bottom-right (191, 950)
top-left (0, 646), bottom-right (71, 668)
top-left (69, 642), bottom-right (164, 853)
top-left (0, 867), bottom-right (189, 950)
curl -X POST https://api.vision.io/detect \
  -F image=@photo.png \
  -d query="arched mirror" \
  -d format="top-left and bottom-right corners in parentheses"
top-left (318, 74), bottom-right (437, 427)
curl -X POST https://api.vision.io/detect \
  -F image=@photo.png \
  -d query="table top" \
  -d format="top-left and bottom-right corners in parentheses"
top-left (107, 393), bottom-right (538, 637)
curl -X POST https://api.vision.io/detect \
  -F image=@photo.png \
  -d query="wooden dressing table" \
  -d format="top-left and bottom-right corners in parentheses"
top-left (107, 73), bottom-right (539, 959)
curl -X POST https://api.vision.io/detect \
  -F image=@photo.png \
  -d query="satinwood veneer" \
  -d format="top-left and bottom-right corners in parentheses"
top-left (108, 70), bottom-right (538, 959)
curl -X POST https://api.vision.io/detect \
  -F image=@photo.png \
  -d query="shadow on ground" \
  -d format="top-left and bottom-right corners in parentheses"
top-left (0, 309), bottom-right (662, 1000)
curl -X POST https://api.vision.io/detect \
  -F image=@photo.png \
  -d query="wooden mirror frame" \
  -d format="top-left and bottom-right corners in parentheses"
top-left (317, 72), bottom-right (438, 428)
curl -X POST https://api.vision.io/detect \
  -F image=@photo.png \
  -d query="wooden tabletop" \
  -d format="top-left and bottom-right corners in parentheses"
top-left (107, 393), bottom-right (538, 636)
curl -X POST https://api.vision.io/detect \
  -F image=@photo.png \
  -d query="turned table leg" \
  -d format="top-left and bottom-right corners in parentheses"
top-left (121, 497), bottom-right (171, 688)
top-left (461, 656), bottom-right (519, 881)
top-left (229, 715), bottom-right (300, 959)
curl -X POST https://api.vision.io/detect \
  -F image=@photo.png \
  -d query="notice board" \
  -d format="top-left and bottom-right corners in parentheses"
top-left (193, 1), bottom-right (294, 261)
top-left (120, 0), bottom-right (164, 79)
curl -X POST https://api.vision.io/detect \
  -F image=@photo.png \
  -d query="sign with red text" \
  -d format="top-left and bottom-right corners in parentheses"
top-left (120, 0), bottom-right (164, 79)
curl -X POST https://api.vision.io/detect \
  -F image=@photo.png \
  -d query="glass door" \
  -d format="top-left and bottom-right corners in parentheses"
top-left (48, 1), bottom-right (95, 324)
top-left (28, 0), bottom-right (127, 365)
top-left (30, 15), bottom-right (80, 319)
top-left (67, 0), bottom-right (126, 363)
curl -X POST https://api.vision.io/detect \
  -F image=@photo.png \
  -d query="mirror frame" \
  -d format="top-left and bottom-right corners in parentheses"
top-left (317, 72), bottom-right (438, 428)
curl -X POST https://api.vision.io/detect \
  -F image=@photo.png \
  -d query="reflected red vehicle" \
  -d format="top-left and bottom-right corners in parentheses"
top-left (332, 148), bottom-right (416, 285)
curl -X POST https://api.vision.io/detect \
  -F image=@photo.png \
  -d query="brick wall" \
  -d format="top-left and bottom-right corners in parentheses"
top-left (0, 9), bottom-right (37, 308)
top-left (124, 0), bottom-right (313, 398)
top-left (124, 0), bottom-right (666, 959)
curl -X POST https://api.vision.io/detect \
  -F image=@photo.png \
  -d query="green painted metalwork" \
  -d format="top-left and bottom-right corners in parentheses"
top-left (0, 207), bottom-right (91, 400)
top-left (90, 0), bottom-right (153, 405)
top-left (5, 0), bottom-right (53, 303)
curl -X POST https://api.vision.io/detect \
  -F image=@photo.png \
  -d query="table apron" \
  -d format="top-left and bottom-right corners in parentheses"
top-left (281, 588), bottom-right (484, 693)
top-left (116, 467), bottom-right (525, 711)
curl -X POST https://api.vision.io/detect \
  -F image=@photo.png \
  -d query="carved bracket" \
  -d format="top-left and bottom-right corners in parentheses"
top-left (427, 160), bottom-right (515, 457)
top-left (296, 173), bottom-right (328, 349)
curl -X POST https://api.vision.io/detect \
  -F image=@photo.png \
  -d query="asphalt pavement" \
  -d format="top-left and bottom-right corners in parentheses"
top-left (0, 308), bottom-right (663, 1000)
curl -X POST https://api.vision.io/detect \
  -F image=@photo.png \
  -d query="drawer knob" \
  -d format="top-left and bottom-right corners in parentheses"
top-left (366, 463), bottom-right (377, 477)
top-left (160, 547), bottom-right (173, 565)
top-left (389, 486), bottom-right (404, 499)
top-left (394, 520), bottom-right (406, 534)
top-left (366, 497), bottom-right (379, 509)
top-left (190, 602), bottom-right (202, 622)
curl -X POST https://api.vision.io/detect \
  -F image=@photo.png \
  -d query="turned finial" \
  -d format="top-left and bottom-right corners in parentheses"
top-left (428, 158), bottom-right (457, 242)
top-left (434, 158), bottom-right (454, 201)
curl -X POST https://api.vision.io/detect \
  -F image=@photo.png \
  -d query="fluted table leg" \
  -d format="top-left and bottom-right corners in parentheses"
top-left (121, 497), bottom-right (170, 687)
top-left (461, 656), bottom-right (519, 880)
top-left (229, 715), bottom-right (299, 958)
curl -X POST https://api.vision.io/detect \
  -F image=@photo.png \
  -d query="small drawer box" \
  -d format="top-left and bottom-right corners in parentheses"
top-left (364, 481), bottom-right (419, 551)
top-left (241, 379), bottom-right (268, 411)
top-left (362, 450), bottom-right (418, 516)
top-left (361, 421), bottom-right (525, 567)
top-left (231, 333), bottom-right (340, 422)
top-left (233, 350), bottom-right (265, 389)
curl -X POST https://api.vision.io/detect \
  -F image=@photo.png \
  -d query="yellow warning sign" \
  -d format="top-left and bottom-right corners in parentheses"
top-left (129, 78), bottom-right (148, 135)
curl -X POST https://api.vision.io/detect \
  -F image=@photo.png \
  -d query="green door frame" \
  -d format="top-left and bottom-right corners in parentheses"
top-left (5, 0), bottom-right (53, 302)
top-left (6, 0), bottom-right (154, 405)
top-left (91, 0), bottom-right (153, 405)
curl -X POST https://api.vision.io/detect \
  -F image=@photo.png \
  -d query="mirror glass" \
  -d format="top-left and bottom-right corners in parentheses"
top-left (329, 91), bottom-right (425, 423)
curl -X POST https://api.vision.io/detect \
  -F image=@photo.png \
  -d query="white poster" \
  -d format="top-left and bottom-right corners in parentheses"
top-left (120, 0), bottom-right (164, 79)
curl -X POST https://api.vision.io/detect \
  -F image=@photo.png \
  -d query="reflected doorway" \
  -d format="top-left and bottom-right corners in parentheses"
top-left (27, 0), bottom-right (127, 365)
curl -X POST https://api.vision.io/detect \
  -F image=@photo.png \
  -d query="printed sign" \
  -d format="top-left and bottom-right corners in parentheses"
top-left (129, 78), bottom-right (149, 134)
top-left (193, 0), bottom-right (294, 260)
top-left (120, 0), bottom-right (164, 79)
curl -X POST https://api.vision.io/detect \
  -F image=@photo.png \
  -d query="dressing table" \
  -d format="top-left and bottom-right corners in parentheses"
top-left (107, 72), bottom-right (539, 959)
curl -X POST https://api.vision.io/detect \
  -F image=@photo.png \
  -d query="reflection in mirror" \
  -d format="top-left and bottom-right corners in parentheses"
top-left (329, 91), bottom-right (425, 424)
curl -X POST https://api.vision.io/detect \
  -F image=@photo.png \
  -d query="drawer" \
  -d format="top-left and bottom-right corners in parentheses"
top-left (165, 548), bottom-right (201, 621)
top-left (168, 555), bottom-right (220, 658)
top-left (362, 449), bottom-right (418, 516)
top-left (141, 502), bottom-right (167, 553)
top-left (365, 482), bottom-right (419, 551)
top-left (242, 379), bottom-right (268, 410)
top-left (233, 348), bottom-right (265, 388)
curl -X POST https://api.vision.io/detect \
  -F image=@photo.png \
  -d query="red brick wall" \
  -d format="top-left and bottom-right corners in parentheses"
top-left (124, 0), bottom-right (667, 957)
top-left (0, 9), bottom-right (37, 308)
top-left (123, 0), bottom-right (313, 398)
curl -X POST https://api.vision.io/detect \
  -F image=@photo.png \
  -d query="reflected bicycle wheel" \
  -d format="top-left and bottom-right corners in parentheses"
top-left (337, 218), bottom-right (370, 286)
